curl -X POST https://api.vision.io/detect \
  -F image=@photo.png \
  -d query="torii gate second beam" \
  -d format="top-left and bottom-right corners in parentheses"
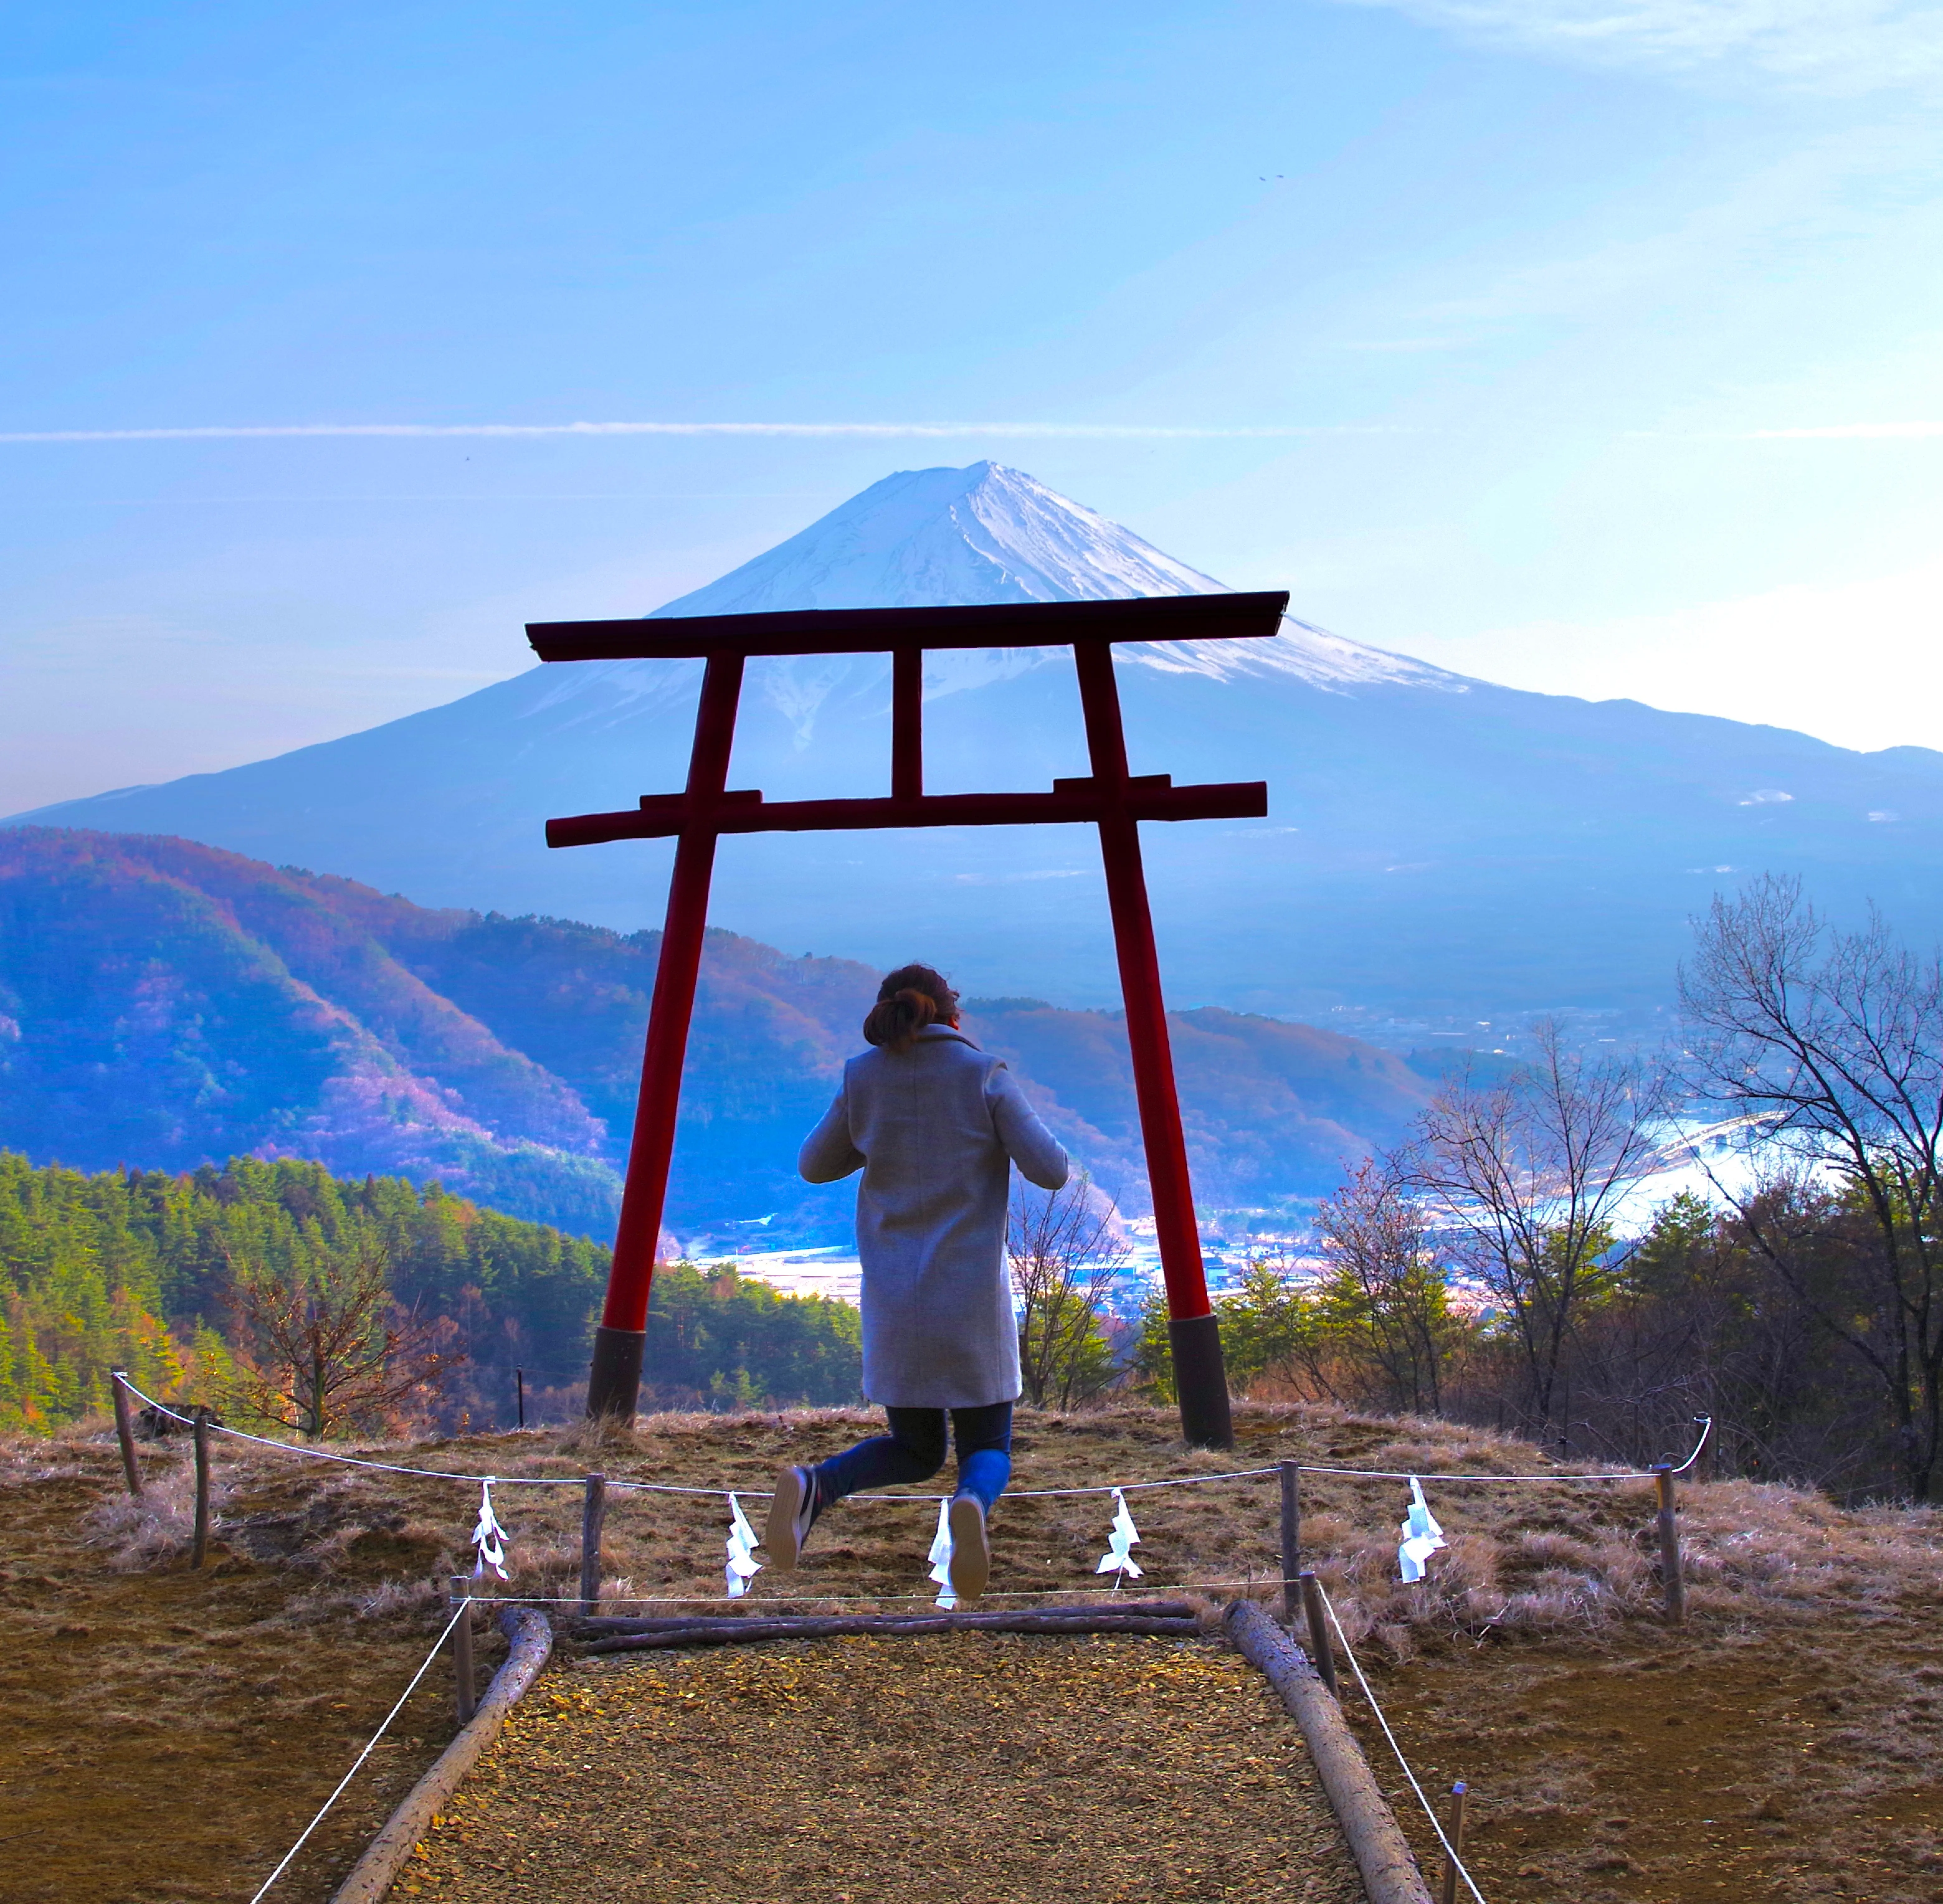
top-left (528, 591), bottom-right (1290, 1449)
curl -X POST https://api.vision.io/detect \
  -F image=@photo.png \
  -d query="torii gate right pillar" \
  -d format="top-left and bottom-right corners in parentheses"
top-left (1074, 638), bottom-right (1233, 1449)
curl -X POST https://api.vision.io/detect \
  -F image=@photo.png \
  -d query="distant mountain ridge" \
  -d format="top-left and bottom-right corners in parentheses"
top-left (15, 461), bottom-right (1943, 1021)
top-left (0, 829), bottom-right (1431, 1236)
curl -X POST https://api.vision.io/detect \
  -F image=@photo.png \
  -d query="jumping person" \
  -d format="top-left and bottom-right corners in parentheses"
top-left (766, 963), bottom-right (1068, 1600)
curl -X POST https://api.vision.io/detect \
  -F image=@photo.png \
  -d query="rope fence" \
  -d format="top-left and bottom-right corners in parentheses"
top-left (1318, 1578), bottom-right (1486, 1904)
top-left (246, 1599), bottom-right (469, 1903)
top-left (117, 1376), bottom-right (1708, 1617)
top-left (120, 1378), bottom-right (1708, 1497)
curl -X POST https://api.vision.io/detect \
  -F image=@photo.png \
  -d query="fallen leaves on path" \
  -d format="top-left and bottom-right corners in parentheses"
top-left (407, 1634), bottom-right (1365, 1904)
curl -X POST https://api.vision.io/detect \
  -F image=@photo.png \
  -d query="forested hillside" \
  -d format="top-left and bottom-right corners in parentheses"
top-left (0, 1153), bottom-right (861, 1433)
top-left (0, 827), bottom-right (1430, 1239)
top-left (0, 828), bottom-right (624, 1232)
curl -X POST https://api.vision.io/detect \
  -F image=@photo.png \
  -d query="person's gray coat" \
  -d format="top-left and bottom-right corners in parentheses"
top-left (798, 1025), bottom-right (1070, 1409)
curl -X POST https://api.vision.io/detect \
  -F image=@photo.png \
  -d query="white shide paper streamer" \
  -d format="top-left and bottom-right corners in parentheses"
top-left (927, 1497), bottom-right (957, 1610)
top-left (471, 1476), bottom-right (510, 1580)
top-left (1397, 1477), bottom-right (1447, 1583)
top-left (1095, 1487), bottom-right (1144, 1581)
top-left (724, 1491), bottom-right (762, 1598)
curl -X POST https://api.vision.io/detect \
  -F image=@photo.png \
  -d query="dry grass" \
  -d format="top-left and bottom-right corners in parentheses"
top-left (0, 1436), bottom-right (499, 1904)
top-left (2, 1402), bottom-right (1940, 1902)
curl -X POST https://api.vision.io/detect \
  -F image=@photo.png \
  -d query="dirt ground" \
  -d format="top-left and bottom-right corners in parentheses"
top-left (1352, 1606), bottom-right (1943, 1904)
top-left (404, 1635), bottom-right (1366, 1904)
top-left (4, 1402), bottom-right (1940, 1904)
top-left (0, 1442), bottom-right (504, 1904)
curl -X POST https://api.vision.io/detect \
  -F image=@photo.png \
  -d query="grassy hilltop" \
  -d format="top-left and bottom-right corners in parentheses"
top-left (2, 1402), bottom-right (1937, 1904)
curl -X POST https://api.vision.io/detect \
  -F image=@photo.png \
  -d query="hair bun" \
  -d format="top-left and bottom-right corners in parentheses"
top-left (863, 964), bottom-right (958, 1051)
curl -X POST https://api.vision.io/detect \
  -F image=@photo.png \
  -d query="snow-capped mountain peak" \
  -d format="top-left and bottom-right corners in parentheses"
top-left (647, 459), bottom-right (1467, 699)
top-left (649, 461), bottom-right (1223, 614)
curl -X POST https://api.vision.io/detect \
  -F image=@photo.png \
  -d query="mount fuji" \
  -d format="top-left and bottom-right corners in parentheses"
top-left (17, 461), bottom-right (1943, 1025)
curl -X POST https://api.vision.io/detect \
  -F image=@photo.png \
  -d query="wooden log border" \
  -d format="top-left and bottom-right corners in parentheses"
top-left (579, 1599), bottom-right (1193, 1636)
top-left (583, 1608), bottom-right (1202, 1651)
top-left (328, 1605), bottom-right (553, 1904)
top-left (1224, 1599), bottom-right (1434, 1904)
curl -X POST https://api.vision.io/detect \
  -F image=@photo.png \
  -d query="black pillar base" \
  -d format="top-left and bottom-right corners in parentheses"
top-left (586, 1325), bottom-right (647, 1423)
top-left (1169, 1313), bottom-right (1234, 1449)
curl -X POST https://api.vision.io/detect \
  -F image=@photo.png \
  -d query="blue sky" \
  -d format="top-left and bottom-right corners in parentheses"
top-left (3, 0), bottom-right (1940, 812)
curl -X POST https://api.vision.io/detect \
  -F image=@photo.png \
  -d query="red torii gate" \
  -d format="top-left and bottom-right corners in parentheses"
top-left (527, 590), bottom-right (1289, 1449)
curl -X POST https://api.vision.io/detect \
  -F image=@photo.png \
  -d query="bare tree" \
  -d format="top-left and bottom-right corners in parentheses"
top-left (1400, 1021), bottom-right (1665, 1430)
top-left (224, 1224), bottom-right (458, 1437)
top-left (1313, 1159), bottom-right (1456, 1414)
top-left (1008, 1174), bottom-right (1128, 1409)
top-left (1682, 874), bottom-right (1943, 1500)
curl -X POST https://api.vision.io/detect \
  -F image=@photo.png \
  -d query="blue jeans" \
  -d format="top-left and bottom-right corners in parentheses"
top-left (812, 1401), bottom-right (1014, 1515)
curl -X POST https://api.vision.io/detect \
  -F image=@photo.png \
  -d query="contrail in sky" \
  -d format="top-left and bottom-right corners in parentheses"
top-left (9, 419), bottom-right (1929, 446)
top-left (10, 419), bottom-right (1924, 446)
top-left (0, 419), bottom-right (1385, 444)
top-left (1745, 423), bottom-right (1943, 440)
top-left (1627, 423), bottom-right (1943, 442)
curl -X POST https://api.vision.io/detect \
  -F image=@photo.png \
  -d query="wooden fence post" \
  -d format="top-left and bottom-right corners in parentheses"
top-left (516, 1369), bottom-right (526, 1431)
top-left (1439, 1781), bottom-right (1468, 1904)
top-left (451, 1575), bottom-right (477, 1725)
top-left (1299, 1570), bottom-right (1338, 1697)
top-left (110, 1369), bottom-right (143, 1499)
top-left (1279, 1461), bottom-right (1301, 1625)
top-left (191, 1407), bottom-right (211, 1569)
top-left (579, 1472), bottom-right (608, 1614)
top-left (1654, 1464), bottom-right (1685, 1625)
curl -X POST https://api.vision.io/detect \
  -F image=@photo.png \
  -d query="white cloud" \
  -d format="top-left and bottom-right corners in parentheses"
top-left (1421, 124), bottom-right (1935, 329)
top-left (1339, 0), bottom-right (1943, 92)
top-left (1446, 554), bottom-right (1943, 752)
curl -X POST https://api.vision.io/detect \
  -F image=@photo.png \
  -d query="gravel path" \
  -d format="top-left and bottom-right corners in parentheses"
top-left (404, 1633), bottom-right (1365, 1904)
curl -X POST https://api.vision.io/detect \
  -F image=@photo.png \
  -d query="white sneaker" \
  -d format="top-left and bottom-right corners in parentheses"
top-left (947, 1494), bottom-right (990, 1602)
top-left (765, 1465), bottom-right (818, 1571)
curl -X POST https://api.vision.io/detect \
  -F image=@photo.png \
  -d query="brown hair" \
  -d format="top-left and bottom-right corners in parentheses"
top-left (862, 963), bottom-right (960, 1053)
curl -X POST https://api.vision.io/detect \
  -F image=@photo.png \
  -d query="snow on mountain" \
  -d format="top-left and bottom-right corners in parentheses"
top-left (649, 460), bottom-right (1465, 704)
top-left (1141, 618), bottom-right (1465, 694)
top-left (513, 461), bottom-right (1458, 751)
top-left (654, 462), bottom-right (1224, 613)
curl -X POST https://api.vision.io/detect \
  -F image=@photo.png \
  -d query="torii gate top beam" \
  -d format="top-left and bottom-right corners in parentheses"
top-left (526, 590), bottom-right (1287, 661)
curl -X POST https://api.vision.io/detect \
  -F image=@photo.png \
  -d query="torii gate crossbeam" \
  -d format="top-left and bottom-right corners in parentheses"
top-left (528, 591), bottom-right (1290, 1449)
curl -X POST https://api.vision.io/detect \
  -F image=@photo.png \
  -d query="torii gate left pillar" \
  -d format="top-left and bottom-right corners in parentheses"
top-left (528, 591), bottom-right (1290, 1450)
